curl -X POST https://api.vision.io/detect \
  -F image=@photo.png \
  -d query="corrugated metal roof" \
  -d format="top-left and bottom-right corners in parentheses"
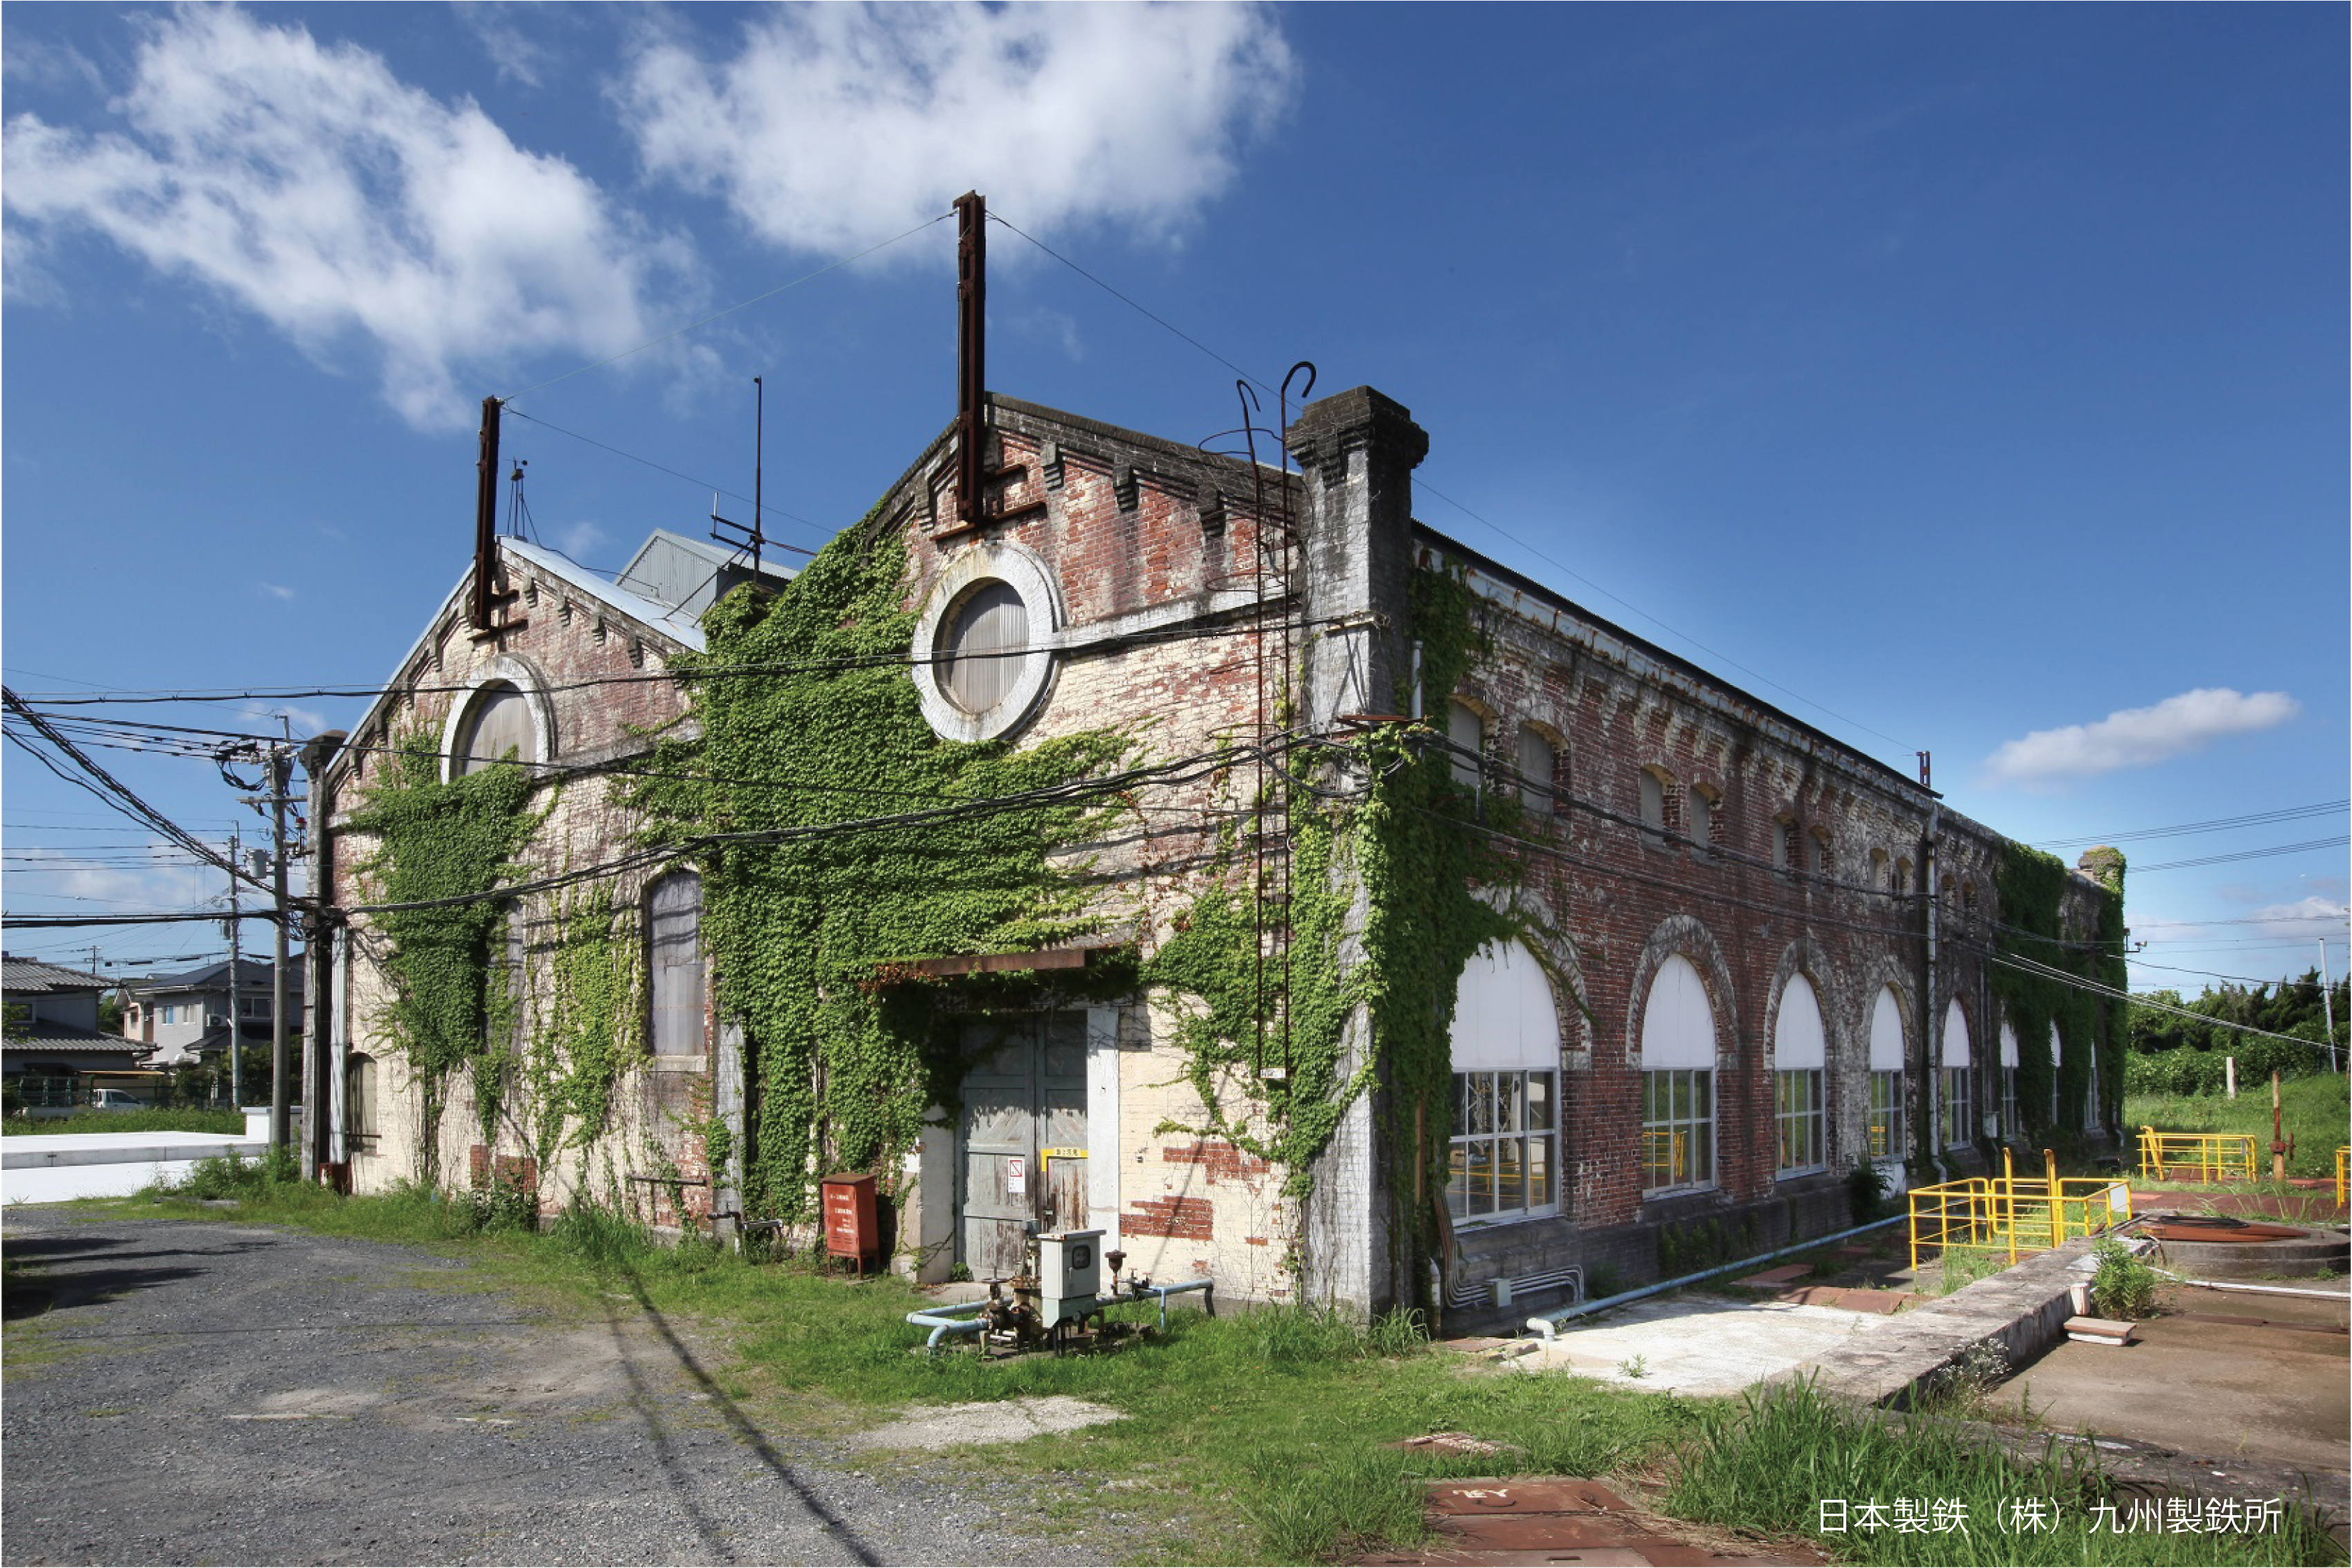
top-left (1, 958), bottom-right (109, 993)
top-left (1, 1018), bottom-right (140, 1055)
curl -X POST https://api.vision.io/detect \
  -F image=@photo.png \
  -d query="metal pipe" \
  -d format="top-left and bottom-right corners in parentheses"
top-left (2149, 1270), bottom-right (2350, 1302)
top-left (904, 1276), bottom-right (1217, 1352)
top-left (905, 1300), bottom-right (991, 1352)
top-left (1522, 1215), bottom-right (1905, 1338)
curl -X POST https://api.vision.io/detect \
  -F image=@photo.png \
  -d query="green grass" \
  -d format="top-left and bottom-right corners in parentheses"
top-left (1668, 1384), bottom-right (2342, 1565)
top-left (2125, 1075), bottom-right (2349, 1179)
top-left (59, 1177), bottom-right (2351, 1566)
top-left (3, 1108), bottom-right (246, 1137)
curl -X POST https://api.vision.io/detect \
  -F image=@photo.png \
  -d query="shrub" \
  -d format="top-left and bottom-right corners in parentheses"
top-left (2089, 1235), bottom-right (2158, 1319)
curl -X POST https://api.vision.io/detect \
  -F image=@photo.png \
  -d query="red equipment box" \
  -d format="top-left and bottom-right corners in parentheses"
top-left (821, 1173), bottom-right (879, 1271)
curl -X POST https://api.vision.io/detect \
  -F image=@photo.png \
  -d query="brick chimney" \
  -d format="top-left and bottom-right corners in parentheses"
top-left (1286, 386), bottom-right (1429, 733)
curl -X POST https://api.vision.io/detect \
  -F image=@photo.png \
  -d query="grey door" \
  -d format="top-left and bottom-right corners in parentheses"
top-left (958, 1012), bottom-right (1089, 1278)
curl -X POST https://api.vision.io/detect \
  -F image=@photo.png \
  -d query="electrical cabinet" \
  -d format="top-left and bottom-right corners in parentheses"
top-left (821, 1173), bottom-right (879, 1271)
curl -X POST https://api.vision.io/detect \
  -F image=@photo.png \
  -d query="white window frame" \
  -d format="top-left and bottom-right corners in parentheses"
top-left (1446, 940), bottom-right (1560, 1226)
top-left (1640, 953), bottom-right (1717, 1195)
top-left (1772, 974), bottom-right (1827, 1177)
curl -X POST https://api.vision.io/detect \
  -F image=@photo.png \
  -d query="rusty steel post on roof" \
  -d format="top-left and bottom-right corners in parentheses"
top-left (955, 191), bottom-right (986, 527)
top-left (472, 395), bottom-right (502, 630)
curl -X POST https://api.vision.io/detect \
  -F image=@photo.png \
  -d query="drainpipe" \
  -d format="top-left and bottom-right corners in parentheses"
top-left (1921, 801), bottom-right (1947, 1184)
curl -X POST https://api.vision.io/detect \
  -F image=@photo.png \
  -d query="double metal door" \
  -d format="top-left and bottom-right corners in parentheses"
top-left (958, 1011), bottom-right (1088, 1279)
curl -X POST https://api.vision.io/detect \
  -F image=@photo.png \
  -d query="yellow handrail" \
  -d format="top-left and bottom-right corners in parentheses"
top-left (2335, 1146), bottom-right (2347, 1208)
top-left (1908, 1148), bottom-right (2131, 1269)
top-left (2136, 1126), bottom-right (2258, 1185)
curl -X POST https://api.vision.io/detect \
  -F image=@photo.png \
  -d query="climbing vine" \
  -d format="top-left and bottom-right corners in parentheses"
top-left (1991, 840), bottom-right (2127, 1137)
top-left (630, 513), bottom-right (1130, 1222)
top-left (349, 736), bottom-right (543, 1179)
top-left (523, 886), bottom-right (642, 1164)
top-left (1143, 564), bottom-right (1534, 1287)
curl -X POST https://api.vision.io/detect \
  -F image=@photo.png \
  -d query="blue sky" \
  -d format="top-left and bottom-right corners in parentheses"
top-left (4, 3), bottom-right (2344, 998)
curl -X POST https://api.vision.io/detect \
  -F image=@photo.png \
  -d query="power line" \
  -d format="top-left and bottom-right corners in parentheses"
top-left (1978, 942), bottom-right (2333, 1054)
top-left (2035, 799), bottom-right (2347, 850)
top-left (2127, 836), bottom-right (2349, 875)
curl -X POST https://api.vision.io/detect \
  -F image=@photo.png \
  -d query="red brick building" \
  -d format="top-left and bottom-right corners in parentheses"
top-left (312, 385), bottom-right (2117, 1322)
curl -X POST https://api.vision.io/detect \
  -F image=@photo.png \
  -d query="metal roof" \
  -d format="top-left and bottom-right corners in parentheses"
top-left (125, 957), bottom-right (303, 998)
top-left (1, 958), bottom-right (109, 993)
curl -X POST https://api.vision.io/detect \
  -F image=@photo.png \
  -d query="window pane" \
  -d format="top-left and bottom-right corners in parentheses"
top-left (649, 872), bottom-right (704, 1056)
top-left (1518, 727), bottom-right (1555, 813)
top-left (1497, 1072), bottom-right (1523, 1134)
top-left (940, 581), bottom-right (1027, 713)
top-left (460, 684), bottom-right (536, 774)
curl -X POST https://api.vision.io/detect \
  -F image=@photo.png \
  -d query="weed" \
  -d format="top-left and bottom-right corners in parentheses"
top-left (1921, 1339), bottom-right (2011, 1419)
top-left (1934, 1245), bottom-right (2008, 1296)
top-left (3, 1108), bottom-right (245, 1138)
top-left (1620, 1354), bottom-right (1650, 1380)
top-left (1666, 1383), bottom-right (2340, 1565)
top-left (2089, 1235), bottom-right (2158, 1320)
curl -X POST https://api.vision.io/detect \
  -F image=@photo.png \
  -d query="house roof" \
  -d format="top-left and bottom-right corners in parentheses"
top-left (1, 957), bottom-right (109, 994)
top-left (127, 957), bottom-right (303, 999)
top-left (2, 1017), bottom-right (139, 1056)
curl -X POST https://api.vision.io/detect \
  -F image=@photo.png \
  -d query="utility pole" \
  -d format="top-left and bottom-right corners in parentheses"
top-left (226, 830), bottom-right (243, 1110)
top-left (2320, 938), bottom-right (2339, 1075)
top-left (269, 735), bottom-right (294, 1157)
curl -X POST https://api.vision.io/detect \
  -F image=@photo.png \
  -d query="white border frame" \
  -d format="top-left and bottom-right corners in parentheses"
top-left (438, 655), bottom-right (555, 784)
top-left (911, 543), bottom-right (1062, 743)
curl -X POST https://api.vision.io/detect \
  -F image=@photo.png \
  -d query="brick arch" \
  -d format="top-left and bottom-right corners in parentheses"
top-left (1623, 914), bottom-right (1736, 1072)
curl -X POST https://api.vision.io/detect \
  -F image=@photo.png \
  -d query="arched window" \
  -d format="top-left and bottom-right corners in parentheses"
top-left (1773, 975), bottom-right (1827, 1175)
top-left (1940, 999), bottom-right (1973, 1148)
top-left (454, 682), bottom-right (537, 775)
top-left (937, 581), bottom-right (1028, 714)
top-left (345, 1052), bottom-right (379, 1146)
top-left (1998, 1020), bottom-right (2021, 1137)
top-left (1688, 785), bottom-right (1717, 852)
top-left (647, 871), bottom-right (705, 1058)
top-left (2048, 1022), bottom-right (2064, 1126)
top-left (1445, 940), bottom-right (1558, 1224)
top-left (1640, 954), bottom-right (1715, 1192)
top-left (1516, 725), bottom-right (1560, 815)
top-left (1448, 701), bottom-right (1484, 794)
top-left (1869, 987), bottom-right (1905, 1160)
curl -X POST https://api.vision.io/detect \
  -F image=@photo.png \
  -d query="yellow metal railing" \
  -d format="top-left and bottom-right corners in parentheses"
top-left (2136, 1126), bottom-right (2258, 1185)
top-left (2335, 1146), bottom-right (2347, 1208)
top-left (1909, 1148), bottom-right (2132, 1269)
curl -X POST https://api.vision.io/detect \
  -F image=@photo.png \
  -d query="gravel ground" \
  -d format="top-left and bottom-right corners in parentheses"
top-left (1, 1206), bottom-right (1117, 1567)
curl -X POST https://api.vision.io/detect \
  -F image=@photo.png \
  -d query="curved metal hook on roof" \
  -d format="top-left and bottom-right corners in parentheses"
top-left (1280, 360), bottom-right (1317, 429)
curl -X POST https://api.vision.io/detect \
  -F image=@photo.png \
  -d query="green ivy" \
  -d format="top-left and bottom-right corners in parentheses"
top-left (1142, 565), bottom-right (1532, 1285)
top-left (525, 886), bottom-right (642, 1163)
top-left (629, 516), bottom-right (1130, 1223)
top-left (1991, 841), bottom-right (2127, 1137)
top-left (348, 736), bottom-right (543, 1179)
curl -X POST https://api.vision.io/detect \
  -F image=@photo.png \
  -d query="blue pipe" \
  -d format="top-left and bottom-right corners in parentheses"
top-left (903, 1277), bottom-right (1217, 1352)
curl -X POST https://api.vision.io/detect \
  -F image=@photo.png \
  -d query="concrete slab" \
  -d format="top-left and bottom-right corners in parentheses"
top-left (845, 1395), bottom-right (1124, 1450)
top-left (1515, 1294), bottom-right (1888, 1397)
top-left (1999, 1282), bottom-right (2349, 1476)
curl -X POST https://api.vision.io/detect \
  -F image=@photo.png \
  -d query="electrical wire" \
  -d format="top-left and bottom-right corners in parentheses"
top-left (2034, 799), bottom-right (2348, 850)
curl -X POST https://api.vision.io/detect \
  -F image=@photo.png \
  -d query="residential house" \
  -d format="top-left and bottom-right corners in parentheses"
top-left (122, 958), bottom-right (305, 1070)
top-left (3, 955), bottom-right (142, 1082)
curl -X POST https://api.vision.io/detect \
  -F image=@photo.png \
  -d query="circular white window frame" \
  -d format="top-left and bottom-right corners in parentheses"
top-left (438, 655), bottom-right (556, 784)
top-left (912, 543), bottom-right (1061, 743)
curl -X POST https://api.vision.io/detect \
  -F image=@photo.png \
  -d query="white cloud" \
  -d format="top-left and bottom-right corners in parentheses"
top-left (616, 2), bottom-right (1294, 256)
top-left (557, 520), bottom-right (609, 561)
top-left (1982, 688), bottom-right (2300, 789)
top-left (8, 846), bottom-right (214, 916)
top-left (259, 583), bottom-right (295, 602)
top-left (3, 8), bottom-right (694, 429)
top-left (240, 700), bottom-right (330, 736)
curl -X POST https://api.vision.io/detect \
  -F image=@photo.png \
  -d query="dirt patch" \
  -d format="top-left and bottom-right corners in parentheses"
top-left (846, 1395), bottom-right (1126, 1450)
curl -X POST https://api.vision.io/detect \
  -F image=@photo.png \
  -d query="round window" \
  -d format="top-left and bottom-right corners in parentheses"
top-left (937, 581), bottom-right (1029, 714)
top-left (456, 682), bottom-right (537, 774)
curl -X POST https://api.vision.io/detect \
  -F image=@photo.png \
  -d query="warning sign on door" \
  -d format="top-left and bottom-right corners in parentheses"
top-left (1006, 1155), bottom-right (1026, 1196)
